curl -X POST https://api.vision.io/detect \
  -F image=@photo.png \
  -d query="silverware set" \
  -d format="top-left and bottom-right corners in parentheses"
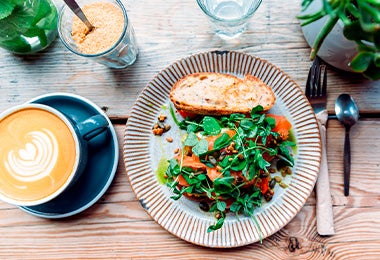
top-left (305, 57), bottom-right (360, 235)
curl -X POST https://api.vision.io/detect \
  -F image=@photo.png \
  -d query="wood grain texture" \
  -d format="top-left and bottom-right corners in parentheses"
top-left (0, 0), bottom-right (380, 258)
top-left (0, 0), bottom-right (379, 119)
top-left (0, 122), bottom-right (379, 259)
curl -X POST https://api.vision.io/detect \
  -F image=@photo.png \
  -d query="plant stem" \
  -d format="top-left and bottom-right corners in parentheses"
top-left (311, 14), bottom-right (339, 59)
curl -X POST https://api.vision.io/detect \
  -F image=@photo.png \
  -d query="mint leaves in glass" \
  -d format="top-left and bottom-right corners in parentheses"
top-left (0, 0), bottom-right (58, 54)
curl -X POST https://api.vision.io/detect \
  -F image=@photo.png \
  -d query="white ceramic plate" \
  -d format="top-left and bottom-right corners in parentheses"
top-left (124, 51), bottom-right (321, 247)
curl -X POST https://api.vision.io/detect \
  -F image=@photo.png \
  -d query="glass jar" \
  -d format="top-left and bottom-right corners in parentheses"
top-left (0, 0), bottom-right (58, 54)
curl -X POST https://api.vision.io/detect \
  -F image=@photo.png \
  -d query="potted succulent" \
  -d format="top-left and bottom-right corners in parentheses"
top-left (298, 0), bottom-right (380, 80)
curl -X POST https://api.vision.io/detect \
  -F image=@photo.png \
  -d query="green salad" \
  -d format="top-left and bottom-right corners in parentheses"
top-left (165, 106), bottom-right (296, 233)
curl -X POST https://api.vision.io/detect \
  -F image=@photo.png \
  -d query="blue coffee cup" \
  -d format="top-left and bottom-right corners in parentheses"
top-left (0, 103), bottom-right (109, 206)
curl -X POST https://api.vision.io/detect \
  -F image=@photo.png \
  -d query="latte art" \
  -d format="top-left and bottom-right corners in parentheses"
top-left (5, 129), bottom-right (59, 182)
top-left (0, 106), bottom-right (78, 205)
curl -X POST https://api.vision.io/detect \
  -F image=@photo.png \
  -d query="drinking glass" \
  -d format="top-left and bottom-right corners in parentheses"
top-left (0, 0), bottom-right (58, 54)
top-left (196, 0), bottom-right (263, 38)
top-left (58, 0), bottom-right (138, 69)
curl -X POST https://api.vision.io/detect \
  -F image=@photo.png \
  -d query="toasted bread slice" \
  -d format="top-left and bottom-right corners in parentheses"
top-left (170, 72), bottom-right (275, 115)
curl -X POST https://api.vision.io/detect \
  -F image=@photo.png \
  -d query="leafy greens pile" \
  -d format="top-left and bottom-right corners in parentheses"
top-left (166, 106), bottom-right (296, 232)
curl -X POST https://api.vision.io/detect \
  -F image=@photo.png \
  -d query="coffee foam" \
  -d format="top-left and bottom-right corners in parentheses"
top-left (0, 106), bottom-right (78, 205)
top-left (5, 129), bottom-right (59, 182)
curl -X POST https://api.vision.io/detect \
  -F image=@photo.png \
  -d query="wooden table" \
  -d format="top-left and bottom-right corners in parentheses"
top-left (1, 0), bottom-right (379, 258)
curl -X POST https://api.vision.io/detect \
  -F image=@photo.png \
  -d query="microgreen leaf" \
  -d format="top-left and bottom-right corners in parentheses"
top-left (170, 186), bottom-right (194, 200)
top-left (256, 152), bottom-right (271, 170)
top-left (230, 201), bottom-right (242, 213)
top-left (213, 133), bottom-right (231, 150)
top-left (192, 138), bottom-right (208, 156)
top-left (240, 118), bottom-right (254, 130)
top-left (213, 177), bottom-right (235, 195)
top-left (230, 157), bottom-right (247, 171)
top-left (184, 132), bottom-right (199, 147)
top-left (219, 156), bottom-right (232, 168)
top-left (247, 164), bottom-right (258, 180)
top-left (207, 214), bottom-right (225, 232)
top-left (251, 105), bottom-right (264, 116)
top-left (166, 158), bottom-right (181, 178)
top-left (186, 124), bottom-right (199, 133)
top-left (216, 201), bottom-right (227, 212)
top-left (203, 116), bottom-right (221, 135)
top-left (278, 144), bottom-right (294, 167)
top-left (265, 117), bottom-right (276, 128)
top-left (229, 113), bottom-right (246, 123)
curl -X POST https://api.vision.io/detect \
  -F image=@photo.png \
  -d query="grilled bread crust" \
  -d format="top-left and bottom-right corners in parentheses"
top-left (169, 72), bottom-right (276, 115)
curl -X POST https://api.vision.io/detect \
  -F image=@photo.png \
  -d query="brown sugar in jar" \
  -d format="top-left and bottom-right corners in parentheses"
top-left (71, 2), bottom-right (124, 54)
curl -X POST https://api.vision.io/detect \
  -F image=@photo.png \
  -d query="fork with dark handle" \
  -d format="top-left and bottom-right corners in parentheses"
top-left (305, 57), bottom-right (335, 236)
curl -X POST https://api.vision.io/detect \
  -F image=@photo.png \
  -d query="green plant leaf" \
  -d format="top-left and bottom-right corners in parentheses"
top-left (32, 0), bottom-right (51, 24)
top-left (300, 0), bottom-right (314, 11)
top-left (231, 157), bottom-right (247, 171)
top-left (297, 10), bottom-right (326, 27)
top-left (0, 35), bottom-right (31, 53)
top-left (35, 1), bottom-right (57, 30)
top-left (213, 177), bottom-right (235, 194)
top-left (250, 105), bottom-right (264, 118)
top-left (255, 151), bottom-right (271, 170)
top-left (192, 138), bottom-right (209, 156)
top-left (358, 0), bottom-right (380, 31)
top-left (184, 132), bottom-right (199, 147)
top-left (363, 61), bottom-right (380, 80)
top-left (311, 14), bottom-right (340, 59)
top-left (203, 116), bottom-right (221, 135)
top-left (0, 3), bottom-right (38, 41)
top-left (265, 117), bottom-right (276, 128)
top-left (343, 21), bottom-right (373, 42)
top-left (207, 215), bottom-right (225, 232)
top-left (216, 201), bottom-right (227, 212)
top-left (0, 1), bottom-right (16, 20)
top-left (229, 201), bottom-right (242, 213)
top-left (186, 123), bottom-right (198, 133)
top-left (375, 53), bottom-right (380, 67)
top-left (350, 51), bottom-right (374, 72)
top-left (374, 30), bottom-right (380, 49)
top-left (345, 2), bottom-right (360, 19)
top-left (213, 133), bottom-right (231, 150)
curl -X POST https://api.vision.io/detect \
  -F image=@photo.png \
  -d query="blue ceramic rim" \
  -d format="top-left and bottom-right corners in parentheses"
top-left (19, 92), bottom-right (119, 218)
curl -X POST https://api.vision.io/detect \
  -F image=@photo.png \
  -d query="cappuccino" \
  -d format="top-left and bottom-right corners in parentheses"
top-left (0, 105), bottom-right (79, 205)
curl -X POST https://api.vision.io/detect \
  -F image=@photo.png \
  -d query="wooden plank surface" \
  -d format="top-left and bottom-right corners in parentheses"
top-left (0, 121), bottom-right (380, 259)
top-left (0, 0), bottom-right (380, 258)
top-left (0, 0), bottom-right (379, 118)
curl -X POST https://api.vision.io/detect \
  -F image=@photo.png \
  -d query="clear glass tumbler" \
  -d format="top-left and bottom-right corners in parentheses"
top-left (0, 0), bottom-right (58, 54)
top-left (58, 0), bottom-right (138, 69)
top-left (196, 0), bottom-right (263, 38)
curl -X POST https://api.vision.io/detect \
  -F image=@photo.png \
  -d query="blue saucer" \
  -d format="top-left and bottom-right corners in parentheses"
top-left (19, 93), bottom-right (119, 218)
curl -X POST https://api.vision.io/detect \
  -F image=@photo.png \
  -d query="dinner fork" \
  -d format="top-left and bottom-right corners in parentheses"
top-left (305, 57), bottom-right (335, 236)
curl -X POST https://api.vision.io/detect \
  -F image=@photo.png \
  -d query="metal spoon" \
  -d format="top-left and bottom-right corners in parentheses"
top-left (63, 0), bottom-right (94, 31)
top-left (335, 94), bottom-right (359, 196)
